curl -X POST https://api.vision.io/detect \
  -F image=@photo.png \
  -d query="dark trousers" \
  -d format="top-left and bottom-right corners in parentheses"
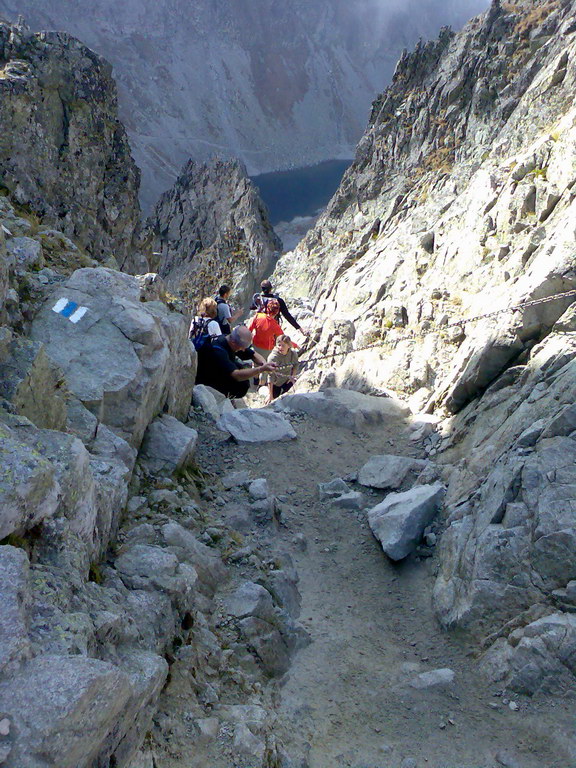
top-left (272, 381), bottom-right (293, 399)
top-left (227, 379), bottom-right (250, 399)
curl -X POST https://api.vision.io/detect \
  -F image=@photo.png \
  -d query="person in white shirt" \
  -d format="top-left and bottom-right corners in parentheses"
top-left (190, 297), bottom-right (221, 341)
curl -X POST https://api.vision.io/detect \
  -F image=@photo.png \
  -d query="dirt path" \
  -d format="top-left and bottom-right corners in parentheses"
top-left (181, 401), bottom-right (575, 768)
top-left (209, 406), bottom-right (573, 768)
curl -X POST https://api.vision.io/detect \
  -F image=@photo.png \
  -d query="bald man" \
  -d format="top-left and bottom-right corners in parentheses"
top-left (195, 326), bottom-right (277, 399)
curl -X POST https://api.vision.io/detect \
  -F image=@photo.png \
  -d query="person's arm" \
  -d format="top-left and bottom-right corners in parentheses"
top-left (230, 361), bottom-right (276, 382)
top-left (252, 350), bottom-right (266, 366)
top-left (278, 296), bottom-right (303, 332)
top-left (266, 381), bottom-right (275, 404)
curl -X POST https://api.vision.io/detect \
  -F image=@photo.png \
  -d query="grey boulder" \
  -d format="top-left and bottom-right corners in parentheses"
top-left (217, 409), bottom-right (296, 443)
top-left (225, 582), bottom-right (275, 623)
top-left (409, 668), bottom-right (455, 689)
top-left (192, 384), bottom-right (234, 421)
top-left (0, 421), bottom-right (60, 540)
top-left (368, 483), bottom-right (445, 560)
top-left (139, 415), bottom-right (198, 475)
top-left (0, 655), bottom-right (131, 768)
top-left (318, 477), bottom-right (350, 500)
top-left (358, 454), bottom-right (428, 490)
top-left (271, 387), bottom-right (410, 430)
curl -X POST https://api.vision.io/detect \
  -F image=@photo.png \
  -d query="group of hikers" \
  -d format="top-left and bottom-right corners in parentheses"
top-left (191, 280), bottom-right (307, 404)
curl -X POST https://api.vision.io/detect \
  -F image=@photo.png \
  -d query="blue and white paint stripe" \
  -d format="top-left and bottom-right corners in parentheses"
top-left (51, 297), bottom-right (89, 324)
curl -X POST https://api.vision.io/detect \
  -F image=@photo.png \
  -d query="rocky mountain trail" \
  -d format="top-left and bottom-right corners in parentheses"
top-left (134, 395), bottom-right (575, 768)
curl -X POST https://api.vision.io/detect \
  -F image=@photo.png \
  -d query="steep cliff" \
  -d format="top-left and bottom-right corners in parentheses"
top-left (0, 19), bottom-right (145, 272)
top-left (0, 0), bottom-right (489, 209)
top-left (274, 0), bottom-right (576, 692)
top-left (150, 158), bottom-right (281, 311)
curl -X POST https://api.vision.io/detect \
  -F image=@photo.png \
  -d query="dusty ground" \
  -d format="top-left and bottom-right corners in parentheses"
top-left (161, 399), bottom-right (574, 768)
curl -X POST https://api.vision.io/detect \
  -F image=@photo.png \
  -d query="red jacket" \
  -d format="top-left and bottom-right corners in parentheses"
top-left (248, 313), bottom-right (284, 351)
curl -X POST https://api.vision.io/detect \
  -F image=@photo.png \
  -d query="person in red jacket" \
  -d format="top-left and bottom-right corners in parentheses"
top-left (248, 298), bottom-right (284, 360)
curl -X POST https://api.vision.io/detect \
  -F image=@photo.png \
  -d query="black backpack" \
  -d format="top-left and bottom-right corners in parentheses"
top-left (215, 296), bottom-right (231, 333)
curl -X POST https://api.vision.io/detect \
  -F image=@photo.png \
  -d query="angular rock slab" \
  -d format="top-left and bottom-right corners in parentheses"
top-left (358, 454), bottom-right (428, 490)
top-left (368, 483), bottom-right (445, 561)
top-left (271, 387), bottom-right (410, 430)
top-left (217, 409), bottom-right (296, 443)
top-left (139, 414), bottom-right (198, 475)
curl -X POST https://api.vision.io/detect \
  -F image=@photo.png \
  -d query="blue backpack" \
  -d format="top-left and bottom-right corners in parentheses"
top-left (190, 316), bottom-right (213, 351)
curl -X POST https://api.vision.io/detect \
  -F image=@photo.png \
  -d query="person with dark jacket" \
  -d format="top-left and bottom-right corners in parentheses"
top-left (195, 326), bottom-right (277, 399)
top-left (250, 279), bottom-right (307, 335)
top-left (214, 284), bottom-right (241, 335)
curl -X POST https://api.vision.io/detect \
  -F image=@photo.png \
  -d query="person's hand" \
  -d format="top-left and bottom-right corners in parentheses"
top-left (264, 395), bottom-right (273, 405)
top-left (261, 362), bottom-right (277, 373)
top-left (299, 327), bottom-right (309, 337)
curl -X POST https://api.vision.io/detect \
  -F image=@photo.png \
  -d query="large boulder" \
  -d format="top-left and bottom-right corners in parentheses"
top-left (358, 454), bottom-right (428, 490)
top-left (191, 384), bottom-right (234, 422)
top-left (368, 483), bottom-right (445, 561)
top-left (0, 652), bottom-right (167, 768)
top-left (217, 409), bottom-right (297, 443)
top-left (30, 268), bottom-right (194, 450)
top-left (139, 415), bottom-right (198, 475)
top-left (271, 388), bottom-right (410, 430)
top-left (433, 327), bottom-right (576, 636)
top-left (0, 655), bottom-right (131, 768)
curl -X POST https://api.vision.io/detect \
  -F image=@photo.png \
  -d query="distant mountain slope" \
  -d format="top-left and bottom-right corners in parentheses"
top-left (0, 0), bottom-right (488, 209)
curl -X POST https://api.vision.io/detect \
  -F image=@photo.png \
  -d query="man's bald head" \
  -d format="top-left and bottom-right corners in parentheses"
top-left (229, 325), bottom-right (253, 350)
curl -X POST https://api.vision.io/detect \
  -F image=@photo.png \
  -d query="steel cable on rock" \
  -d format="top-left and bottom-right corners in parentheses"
top-left (267, 287), bottom-right (576, 377)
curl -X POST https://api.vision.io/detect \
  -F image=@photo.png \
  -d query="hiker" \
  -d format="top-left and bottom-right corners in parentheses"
top-left (189, 297), bottom-right (221, 349)
top-left (250, 279), bottom-right (307, 335)
top-left (195, 325), bottom-right (277, 399)
top-left (266, 334), bottom-right (299, 403)
top-left (247, 298), bottom-right (284, 361)
top-left (215, 284), bottom-right (241, 335)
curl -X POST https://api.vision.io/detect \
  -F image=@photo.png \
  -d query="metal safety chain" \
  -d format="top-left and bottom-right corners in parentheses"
top-left (267, 287), bottom-right (576, 376)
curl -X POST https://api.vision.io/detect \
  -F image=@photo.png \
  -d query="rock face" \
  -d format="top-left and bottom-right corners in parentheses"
top-left (272, 0), bottom-right (576, 693)
top-left (0, 20), bottom-right (144, 272)
top-left (0, 1), bottom-right (488, 210)
top-left (275, 0), bottom-right (576, 409)
top-left (150, 158), bottom-right (281, 310)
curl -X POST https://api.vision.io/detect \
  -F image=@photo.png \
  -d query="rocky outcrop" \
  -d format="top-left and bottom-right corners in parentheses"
top-left (0, 20), bottom-right (145, 272)
top-left (150, 158), bottom-right (281, 310)
top-left (273, 0), bottom-right (576, 694)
